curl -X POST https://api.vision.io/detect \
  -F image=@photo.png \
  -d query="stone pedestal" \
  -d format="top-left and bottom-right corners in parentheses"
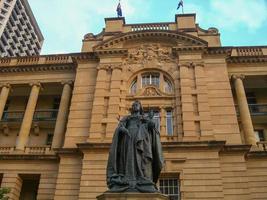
top-left (97, 193), bottom-right (169, 200)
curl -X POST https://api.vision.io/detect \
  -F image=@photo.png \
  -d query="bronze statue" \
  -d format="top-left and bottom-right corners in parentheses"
top-left (107, 101), bottom-right (164, 193)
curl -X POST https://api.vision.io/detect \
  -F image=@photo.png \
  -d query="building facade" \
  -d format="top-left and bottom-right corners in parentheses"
top-left (0, 0), bottom-right (43, 57)
top-left (0, 14), bottom-right (267, 200)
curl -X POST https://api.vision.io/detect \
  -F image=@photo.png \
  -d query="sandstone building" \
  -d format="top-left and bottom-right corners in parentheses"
top-left (0, 14), bottom-right (267, 200)
top-left (0, 0), bottom-right (43, 57)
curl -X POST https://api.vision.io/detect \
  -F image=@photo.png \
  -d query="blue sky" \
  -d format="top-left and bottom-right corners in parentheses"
top-left (28, 0), bottom-right (267, 55)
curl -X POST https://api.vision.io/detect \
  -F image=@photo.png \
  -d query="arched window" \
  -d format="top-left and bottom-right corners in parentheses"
top-left (130, 78), bottom-right (137, 95)
top-left (142, 73), bottom-right (160, 88)
top-left (129, 72), bottom-right (174, 95)
top-left (164, 78), bottom-right (173, 93)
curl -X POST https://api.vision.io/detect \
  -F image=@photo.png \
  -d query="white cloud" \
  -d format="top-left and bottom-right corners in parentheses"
top-left (29, 0), bottom-right (152, 54)
top-left (211, 0), bottom-right (267, 29)
top-left (185, 0), bottom-right (267, 31)
top-left (29, 0), bottom-right (266, 54)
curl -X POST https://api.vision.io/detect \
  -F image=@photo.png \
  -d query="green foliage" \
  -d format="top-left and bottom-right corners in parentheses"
top-left (0, 188), bottom-right (10, 200)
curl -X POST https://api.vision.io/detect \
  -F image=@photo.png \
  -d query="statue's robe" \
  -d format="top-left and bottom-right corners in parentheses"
top-left (107, 115), bottom-right (164, 193)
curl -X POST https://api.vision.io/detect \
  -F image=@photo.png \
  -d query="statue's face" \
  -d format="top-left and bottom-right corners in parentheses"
top-left (132, 102), bottom-right (141, 113)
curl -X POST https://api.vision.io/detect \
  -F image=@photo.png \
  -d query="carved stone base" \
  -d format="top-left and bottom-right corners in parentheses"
top-left (97, 193), bottom-right (169, 200)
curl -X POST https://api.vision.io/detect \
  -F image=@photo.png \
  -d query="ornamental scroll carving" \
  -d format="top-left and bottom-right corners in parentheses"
top-left (125, 44), bottom-right (175, 65)
top-left (97, 63), bottom-right (122, 71)
top-left (143, 87), bottom-right (161, 97)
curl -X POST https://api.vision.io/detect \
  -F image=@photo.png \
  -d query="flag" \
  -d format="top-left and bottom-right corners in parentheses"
top-left (177, 0), bottom-right (183, 10)
top-left (117, 2), bottom-right (122, 17)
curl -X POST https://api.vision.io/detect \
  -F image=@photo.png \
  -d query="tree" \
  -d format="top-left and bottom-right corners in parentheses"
top-left (0, 188), bottom-right (10, 200)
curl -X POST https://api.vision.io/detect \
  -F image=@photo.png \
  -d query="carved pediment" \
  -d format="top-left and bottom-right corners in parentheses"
top-left (93, 31), bottom-right (208, 51)
top-left (133, 86), bottom-right (174, 98)
top-left (143, 87), bottom-right (162, 97)
top-left (125, 44), bottom-right (175, 65)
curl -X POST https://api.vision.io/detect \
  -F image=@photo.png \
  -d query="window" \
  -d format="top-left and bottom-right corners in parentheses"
top-left (52, 97), bottom-right (60, 118)
top-left (130, 79), bottom-right (137, 95)
top-left (164, 78), bottom-right (173, 93)
top-left (142, 73), bottom-right (160, 88)
top-left (19, 175), bottom-right (40, 200)
top-left (246, 92), bottom-right (258, 113)
top-left (166, 110), bottom-right (173, 136)
top-left (46, 133), bottom-right (53, 145)
top-left (255, 130), bottom-right (265, 142)
top-left (0, 173), bottom-right (3, 186)
top-left (159, 178), bottom-right (180, 200)
top-left (2, 99), bottom-right (10, 121)
top-left (129, 72), bottom-right (173, 95)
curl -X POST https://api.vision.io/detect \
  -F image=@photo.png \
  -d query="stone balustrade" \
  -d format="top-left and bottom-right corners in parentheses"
top-left (231, 47), bottom-right (267, 57)
top-left (0, 147), bottom-right (15, 154)
top-left (0, 52), bottom-right (96, 68)
top-left (129, 23), bottom-right (170, 31)
top-left (0, 146), bottom-right (53, 155)
top-left (24, 146), bottom-right (52, 154)
top-left (257, 141), bottom-right (267, 151)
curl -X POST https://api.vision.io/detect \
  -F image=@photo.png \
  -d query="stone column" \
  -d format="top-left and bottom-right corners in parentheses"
top-left (1, 173), bottom-right (23, 200)
top-left (51, 81), bottom-right (72, 149)
top-left (233, 75), bottom-right (257, 145)
top-left (106, 66), bottom-right (122, 139)
top-left (0, 84), bottom-right (11, 120)
top-left (16, 83), bottom-right (41, 151)
top-left (88, 67), bottom-right (108, 141)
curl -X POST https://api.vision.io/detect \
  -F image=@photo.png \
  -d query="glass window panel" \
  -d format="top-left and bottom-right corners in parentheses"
top-left (130, 79), bottom-right (137, 95)
top-left (166, 110), bottom-right (173, 136)
top-left (159, 178), bottom-right (180, 200)
top-left (142, 73), bottom-right (160, 88)
top-left (164, 78), bottom-right (173, 93)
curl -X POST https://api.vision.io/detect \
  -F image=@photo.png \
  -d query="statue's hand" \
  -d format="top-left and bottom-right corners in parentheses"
top-left (119, 126), bottom-right (129, 135)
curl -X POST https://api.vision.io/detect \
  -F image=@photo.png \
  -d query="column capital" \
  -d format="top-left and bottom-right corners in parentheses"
top-left (231, 74), bottom-right (245, 81)
top-left (61, 80), bottom-right (73, 86)
top-left (179, 62), bottom-right (195, 68)
top-left (0, 83), bottom-right (11, 88)
top-left (29, 82), bottom-right (42, 87)
top-left (97, 63), bottom-right (122, 71)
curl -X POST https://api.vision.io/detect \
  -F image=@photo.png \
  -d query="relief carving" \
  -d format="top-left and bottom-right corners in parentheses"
top-left (97, 63), bottom-right (122, 71)
top-left (143, 87), bottom-right (161, 97)
top-left (125, 44), bottom-right (175, 65)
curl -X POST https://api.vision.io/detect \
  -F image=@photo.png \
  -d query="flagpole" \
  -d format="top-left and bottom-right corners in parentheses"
top-left (182, 0), bottom-right (184, 14)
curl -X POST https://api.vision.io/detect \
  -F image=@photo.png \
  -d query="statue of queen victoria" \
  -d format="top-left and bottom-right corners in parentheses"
top-left (107, 101), bottom-right (164, 193)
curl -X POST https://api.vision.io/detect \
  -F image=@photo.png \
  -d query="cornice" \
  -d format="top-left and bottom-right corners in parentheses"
top-left (0, 64), bottom-right (75, 74)
top-left (77, 141), bottom-right (226, 150)
top-left (94, 31), bottom-right (208, 50)
top-left (95, 49), bottom-right (128, 56)
top-left (71, 52), bottom-right (99, 61)
top-left (246, 151), bottom-right (267, 159)
top-left (0, 154), bottom-right (59, 161)
top-left (220, 144), bottom-right (251, 153)
top-left (53, 148), bottom-right (82, 156)
top-left (204, 47), bottom-right (232, 55)
top-left (227, 56), bottom-right (267, 63)
top-left (172, 46), bottom-right (205, 53)
top-left (162, 140), bottom-right (226, 150)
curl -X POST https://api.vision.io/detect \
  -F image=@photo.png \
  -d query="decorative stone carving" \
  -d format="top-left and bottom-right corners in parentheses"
top-left (208, 27), bottom-right (219, 34)
top-left (143, 87), bottom-right (161, 97)
top-left (125, 44), bottom-right (175, 65)
top-left (97, 63), bottom-right (122, 71)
